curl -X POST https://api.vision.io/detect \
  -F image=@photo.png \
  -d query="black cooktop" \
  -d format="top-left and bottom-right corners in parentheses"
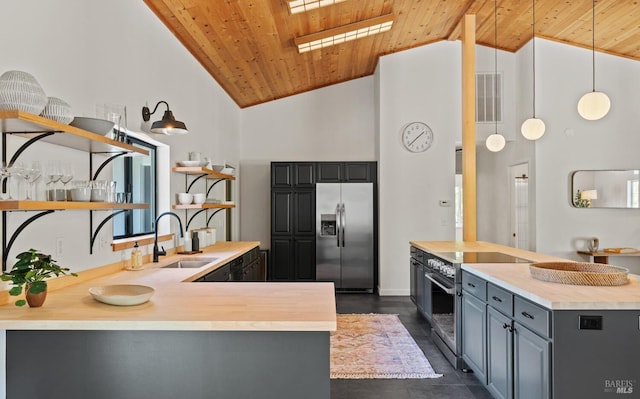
top-left (435, 251), bottom-right (532, 264)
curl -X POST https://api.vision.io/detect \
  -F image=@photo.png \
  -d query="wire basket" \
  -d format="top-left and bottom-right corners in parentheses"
top-left (529, 262), bottom-right (630, 286)
top-left (0, 70), bottom-right (48, 114)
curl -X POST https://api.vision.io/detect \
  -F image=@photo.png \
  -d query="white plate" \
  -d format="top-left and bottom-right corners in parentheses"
top-left (177, 160), bottom-right (201, 167)
top-left (88, 284), bottom-right (154, 306)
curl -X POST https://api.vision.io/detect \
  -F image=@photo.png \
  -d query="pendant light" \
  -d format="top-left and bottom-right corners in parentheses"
top-left (521, 0), bottom-right (546, 140)
top-left (577, 0), bottom-right (610, 120)
top-left (486, 0), bottom-right (506, 152)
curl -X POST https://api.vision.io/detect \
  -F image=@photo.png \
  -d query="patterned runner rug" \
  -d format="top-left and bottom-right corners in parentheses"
top-left (330, 314), bottom-right (443, 379)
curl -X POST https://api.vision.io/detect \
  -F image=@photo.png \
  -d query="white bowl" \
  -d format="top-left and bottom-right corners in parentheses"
top-left (177, 193), bottom-right (193, 205)
top-left (220, 167), bottom-right (234, 175)
top-left (88, 284), bottom-right (154, 306)
top-left (177, 160), bottom-right (201, 167)
top-left (70, 187), bottom-right (91, 201)
top-left (192, 193), bottom-right (206, 204)
top-left (69, 117), bottom-right (115, 135)
top-left (210, 164), bottom-right (225, 172)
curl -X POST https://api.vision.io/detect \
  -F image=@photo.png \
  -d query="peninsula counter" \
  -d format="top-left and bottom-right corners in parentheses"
top-left (0, 242), bottom-right (337, 399)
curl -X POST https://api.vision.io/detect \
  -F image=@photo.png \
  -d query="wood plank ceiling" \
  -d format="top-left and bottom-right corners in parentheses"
top-left (144, 0), bottom-right (640, 108)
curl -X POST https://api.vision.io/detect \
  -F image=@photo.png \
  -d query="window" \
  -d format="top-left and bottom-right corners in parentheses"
top-left (113, 136), bottom-right (157, 239)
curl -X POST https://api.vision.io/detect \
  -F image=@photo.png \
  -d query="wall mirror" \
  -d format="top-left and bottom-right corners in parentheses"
top-left (571, 170), bottom-right (640, 208)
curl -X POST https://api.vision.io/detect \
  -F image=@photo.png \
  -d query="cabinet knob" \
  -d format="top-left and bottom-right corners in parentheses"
top-left (467, 282), bottom-right (476, 288)
top-left (492, 295), bottom-right (503, 303)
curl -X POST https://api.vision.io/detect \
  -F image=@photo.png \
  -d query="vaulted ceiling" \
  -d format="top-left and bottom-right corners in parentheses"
top-left (144, 0), bottom-right (640, 108)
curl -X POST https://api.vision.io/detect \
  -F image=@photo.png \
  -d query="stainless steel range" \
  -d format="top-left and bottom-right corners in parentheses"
top-left (411, 249), bottom-right (532, 369)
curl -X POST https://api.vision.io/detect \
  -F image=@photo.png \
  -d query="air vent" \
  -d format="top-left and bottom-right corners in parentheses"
top-left (476, 72), bottom-right (502, 123)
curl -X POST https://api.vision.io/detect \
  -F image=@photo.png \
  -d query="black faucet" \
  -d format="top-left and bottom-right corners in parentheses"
top-left (153, 211), bottom-right (185, 262)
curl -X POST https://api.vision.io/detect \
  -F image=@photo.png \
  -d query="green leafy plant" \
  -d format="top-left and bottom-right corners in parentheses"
top-left (0, 249), bottom-right (77, 306)
top-left (574, 190), bottom-right (588, 208)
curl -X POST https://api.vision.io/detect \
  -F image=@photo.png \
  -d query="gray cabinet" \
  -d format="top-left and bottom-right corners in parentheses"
top-left (461, 290), bottom-right (487, 383)
top-left (487, 306), bottom-right (513, 399)
top-left (514, 323), bottom-right (550, 399)
top-left (463, 273), bottom-right (551, 399)
top-left (416, 262), bottom-right (425, 314)
top-left (410, 246), bottom-right (431, 320)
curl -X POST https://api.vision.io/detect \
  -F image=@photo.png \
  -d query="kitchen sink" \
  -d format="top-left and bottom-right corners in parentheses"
top-left (161, 257), bottom-right (219, 269)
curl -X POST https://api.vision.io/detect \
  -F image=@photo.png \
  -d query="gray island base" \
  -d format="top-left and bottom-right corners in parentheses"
top-left (7, 330), bottom-right (329, 399)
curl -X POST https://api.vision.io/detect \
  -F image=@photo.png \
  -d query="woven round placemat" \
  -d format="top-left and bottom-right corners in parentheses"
top-left (529, 262), bottom-right (630, 286)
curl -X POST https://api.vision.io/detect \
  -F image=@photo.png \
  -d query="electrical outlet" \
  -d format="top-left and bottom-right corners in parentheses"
top-left (56, 237), bottom-right (64, 258)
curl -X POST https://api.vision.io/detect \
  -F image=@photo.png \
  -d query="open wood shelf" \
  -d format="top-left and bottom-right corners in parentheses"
top-left (172, 203), bottom-right (235, 210)
top-left (0, 201), bottom-right (148, 211)
top-left (172, 166), bottom-right (235, 180)
top-left (0, 110), bottom-right (149, 155)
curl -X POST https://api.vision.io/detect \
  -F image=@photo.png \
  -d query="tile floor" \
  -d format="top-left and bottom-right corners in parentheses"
top-left (332, 294), bottom-right (493, 399)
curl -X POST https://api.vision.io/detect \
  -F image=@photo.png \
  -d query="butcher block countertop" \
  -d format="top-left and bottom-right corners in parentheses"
top-left (412, 241), bottom-right (640, 310)
top-left (0, 241), bottom-right (337, 332)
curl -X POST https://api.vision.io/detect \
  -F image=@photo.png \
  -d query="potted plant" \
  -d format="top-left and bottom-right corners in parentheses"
top-left (0, 249), bottom-right (76, 307)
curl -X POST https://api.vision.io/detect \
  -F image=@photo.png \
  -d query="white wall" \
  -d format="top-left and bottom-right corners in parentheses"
top-left (238, 77), bottom-right (376, 247)
top-left (0, 0), bottom-right (240, 272)
top-left (477, 37), bottom-right (640, 273)
top-left (376, 41), bottom-right (459, 295)
top-left (531, 39), bottom-right (640, 271)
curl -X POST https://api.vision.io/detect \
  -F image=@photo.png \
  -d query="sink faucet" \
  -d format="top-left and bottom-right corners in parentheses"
top-left (153, 211), bottom-right (185, 262)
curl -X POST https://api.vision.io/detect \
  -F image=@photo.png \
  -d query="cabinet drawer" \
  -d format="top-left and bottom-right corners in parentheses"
top-left (462, 271), bottom-right (487, 301)
top-left (487, 283), bottom-right (513, 316)
top-left (514, 297), bottom-right (551, 338)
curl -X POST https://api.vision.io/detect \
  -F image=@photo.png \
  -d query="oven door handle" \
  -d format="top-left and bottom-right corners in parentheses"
top-left (424, 273), bottom-right (456, 295)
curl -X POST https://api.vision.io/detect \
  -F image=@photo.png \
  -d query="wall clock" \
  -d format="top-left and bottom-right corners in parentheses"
top-left (402, 122), bottom-right (434, 153)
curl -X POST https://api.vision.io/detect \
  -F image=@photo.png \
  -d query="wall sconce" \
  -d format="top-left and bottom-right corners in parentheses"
top-left (141, 101), bottom-right (189, 135)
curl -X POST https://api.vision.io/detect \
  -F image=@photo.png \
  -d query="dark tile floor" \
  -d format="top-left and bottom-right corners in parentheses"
top-left (332, 294), bottom-right (493, 399)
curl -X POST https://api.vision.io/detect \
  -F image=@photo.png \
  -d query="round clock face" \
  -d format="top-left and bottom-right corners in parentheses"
top-left (402, 122), bottom-right (434, 153)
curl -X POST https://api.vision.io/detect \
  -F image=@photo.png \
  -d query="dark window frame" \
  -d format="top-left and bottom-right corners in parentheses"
top-left (113, 135), bottom-right (158, 240)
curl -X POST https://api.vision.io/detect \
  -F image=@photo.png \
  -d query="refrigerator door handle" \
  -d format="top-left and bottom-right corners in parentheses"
top-left (335, 203), bottom-right (341, 247)
top-left (341, 203), bottom-right (346, 247)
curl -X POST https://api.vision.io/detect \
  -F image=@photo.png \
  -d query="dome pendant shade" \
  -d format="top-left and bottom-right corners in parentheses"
top-left (521, 117), bottom-right (546, 140)
top-left (150, 110), bottom-right (188, 135)
top-left (577, 91), bottom-right (611, 121)
top-left (486, 133), bottom-right (506, 152)
top-left (141, 100), bottom-right (189, 135)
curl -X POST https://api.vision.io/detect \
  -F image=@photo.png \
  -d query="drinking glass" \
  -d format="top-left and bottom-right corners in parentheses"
top-left (0, 162), bottom-right (12, 200)
top-left (9, 162), bottom-right (25, 200)
top-left (45, 160), bottom-right (63, 200)
top-left (60, 162), bottom-right (74, 188)
top-left (20, 161), bottom-right (42, 200)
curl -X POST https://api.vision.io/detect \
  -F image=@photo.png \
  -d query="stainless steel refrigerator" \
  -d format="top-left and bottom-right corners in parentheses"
top-left (316, 183), bottom-right (374, 292)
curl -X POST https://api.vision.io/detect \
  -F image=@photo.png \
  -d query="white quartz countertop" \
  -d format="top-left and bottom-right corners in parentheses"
top-left (0, 242), bottom-right (337, 332)
top-left (412, 241), bottom-right (640, 310)
top-left (462, 263), bottom-right (640, 310)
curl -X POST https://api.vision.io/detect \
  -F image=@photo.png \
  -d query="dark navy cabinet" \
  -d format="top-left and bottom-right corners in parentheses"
top-left (270, 161), bottom-right (377, 282)
top-left (316, 162), bottom-right (375, 183)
